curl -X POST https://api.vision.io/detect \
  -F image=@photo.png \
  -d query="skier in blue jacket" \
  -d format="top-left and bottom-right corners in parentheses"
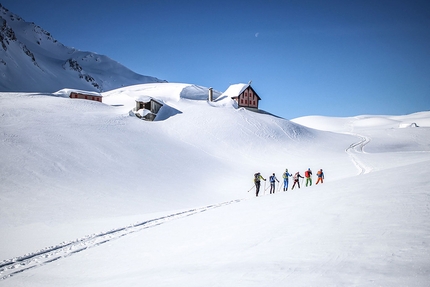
top-left (282, 168), bottom-right (292, 191)
top-left (269, 173), bottom-right (279, 194)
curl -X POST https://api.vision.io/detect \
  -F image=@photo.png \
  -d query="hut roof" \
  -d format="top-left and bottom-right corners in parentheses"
top-left (221, 83), bottom-right (261, 100)
top-left (221, 83), bottom-right (249, 99)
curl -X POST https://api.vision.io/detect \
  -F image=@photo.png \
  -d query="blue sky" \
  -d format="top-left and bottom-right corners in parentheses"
top-left (3, 0), bottom-right (430, 119)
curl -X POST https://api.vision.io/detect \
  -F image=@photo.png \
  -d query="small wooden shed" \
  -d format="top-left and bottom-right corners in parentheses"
top-left (135, 98), bottom-right (163, 121)
top-left (69, 92), bottom-right (102, 103)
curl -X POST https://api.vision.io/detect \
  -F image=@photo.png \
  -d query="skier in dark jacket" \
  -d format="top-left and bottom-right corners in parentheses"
top-left (254, 172), bottom-right (266, 197)
top-left (292, 171), bottom-right (304, 190)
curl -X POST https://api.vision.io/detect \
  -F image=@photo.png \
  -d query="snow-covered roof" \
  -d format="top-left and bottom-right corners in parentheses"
top-left (220, 83), bottom-right (250, 99)
top-left (54, 88), bottom-right (102, 98)
top-left (135, 96), bottom-right (162, 105)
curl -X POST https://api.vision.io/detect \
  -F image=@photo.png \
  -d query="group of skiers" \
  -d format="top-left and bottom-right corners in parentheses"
top-left (252, 168), bottom-right (324, 197)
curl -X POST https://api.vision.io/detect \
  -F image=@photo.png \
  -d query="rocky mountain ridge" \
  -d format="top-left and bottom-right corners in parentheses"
top-left (0, 4), bottom-right (165, 92)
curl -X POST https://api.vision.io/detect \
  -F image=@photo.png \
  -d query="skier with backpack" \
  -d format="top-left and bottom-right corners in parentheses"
top-left (316, 169), bottom-right (324, 184)
top-left (282, 168), bottom-right (292, 191)
top-left (254, 172), bottom-right (266, 197)
top-left (305, 168), bottom-right (312, 187)
top-left (292, 171), bottom-right (304, 190)
top-left (269, 173), bottom-right (279, 194)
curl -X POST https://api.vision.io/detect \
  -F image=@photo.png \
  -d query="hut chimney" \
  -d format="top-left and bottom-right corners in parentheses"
top-left (208, 87), bottom-right (213, 102)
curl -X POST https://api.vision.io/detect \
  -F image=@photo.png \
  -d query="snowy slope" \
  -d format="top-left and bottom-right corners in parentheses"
top-left (0, 85), bottom-right (429, 286)
top-left (0, 84), bottom-right (357, 249)
top-left (0, 4), bottom-right (165, 93)
top-left (292, 113), bottom-right (430, 173)
top-left (9, 162), bottom-right (428, 287)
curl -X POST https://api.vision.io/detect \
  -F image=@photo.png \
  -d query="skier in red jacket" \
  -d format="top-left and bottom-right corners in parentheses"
top-left (305, 168), bottom-right (312, 187)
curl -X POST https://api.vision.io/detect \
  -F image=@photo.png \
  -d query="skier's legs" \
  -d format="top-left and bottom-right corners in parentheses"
top-left (255, 182), bottom-right (260, 197)
top-left (270, 183), bottom-right (275, 194)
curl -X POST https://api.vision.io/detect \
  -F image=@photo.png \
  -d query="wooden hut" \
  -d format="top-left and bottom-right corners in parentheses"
top-left (222, 83), bottom-right (261, 109)
top-left (135, 98), bottom-right (163, 121)
top-left (69, 91), bottom-right (102, 103)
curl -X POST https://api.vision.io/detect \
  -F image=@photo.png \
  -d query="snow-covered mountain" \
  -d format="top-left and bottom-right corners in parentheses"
top-left (0, 83), bottom-right (429, 286)
top-left (0, 4), bottom-right (165, 93)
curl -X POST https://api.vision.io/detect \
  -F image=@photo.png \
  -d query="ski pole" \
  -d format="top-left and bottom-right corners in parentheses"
top-left (247, 184), bottom-right (255, 193)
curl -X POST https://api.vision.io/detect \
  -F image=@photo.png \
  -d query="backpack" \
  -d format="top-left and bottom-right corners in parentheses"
top-left (305, 170), bottom-right (310, 177)
top-left (254, 173), bottom-right (260, 182)
top-left (294, 172), bottom-right (299, 180)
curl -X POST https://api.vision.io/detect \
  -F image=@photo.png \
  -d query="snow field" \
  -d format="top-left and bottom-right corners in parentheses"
top-left (1, 85), bottom-right (430, 286)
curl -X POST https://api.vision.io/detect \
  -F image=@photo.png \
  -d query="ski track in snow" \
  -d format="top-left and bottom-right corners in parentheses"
top-left (0, 199), bottom-right (243, 281)
top-left (345, 133), bottom-right (372, 175)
